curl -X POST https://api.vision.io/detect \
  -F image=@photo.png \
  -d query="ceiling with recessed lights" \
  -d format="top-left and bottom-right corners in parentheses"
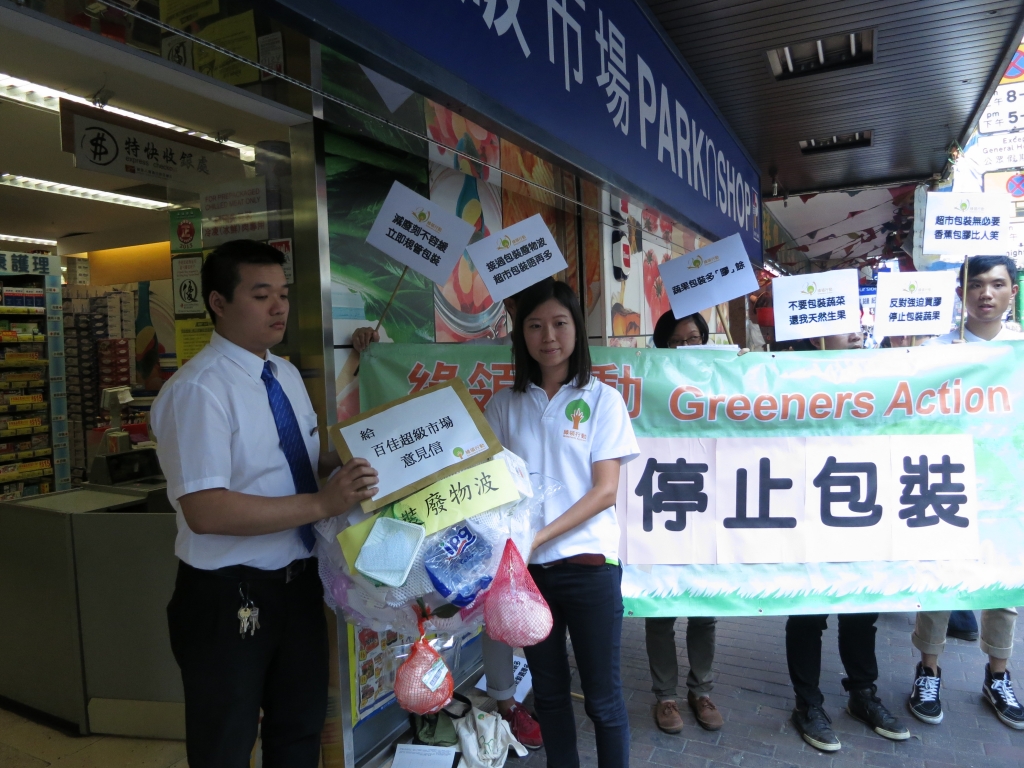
top-left (644, 0), bottom-right (1024, 195)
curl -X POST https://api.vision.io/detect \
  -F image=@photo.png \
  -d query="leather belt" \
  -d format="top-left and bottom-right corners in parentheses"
top-left (182, 558), bottom-right (312, 583)
top-left (542, 553), bottom-right (607, 568)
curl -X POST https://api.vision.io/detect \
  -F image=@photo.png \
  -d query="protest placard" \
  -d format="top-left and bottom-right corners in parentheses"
top-left (330, 379), bottom-right (502, 511)
top-left (772, 269), bottom-right (861, 342)
top-left (464, 214), bottom-right (568, 302)
top-left (656, 233), bottom-right (758, 319)
top-left (922, 193), bottom-right (1012, 256)
top-left (365, 181), bottom-right (475, 285)
top-left (873, 270), bottom-right (957, 338)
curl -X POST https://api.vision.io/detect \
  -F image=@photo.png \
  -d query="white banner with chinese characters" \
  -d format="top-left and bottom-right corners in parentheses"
top-left (465, 214), bottom-right (569, 302)
top-left (201, 177), bottom-right (269, 246)
top-left (656, 233), bottom-right (758, 320)
top-left (365, 181), bottom-right (475, 285)
top-left (771, 269), bottom-right (861, 341)
top-left (872, 270), bottom-right (957, 338)
top-left (922, 193), bottom-right (1012, 256)
top-left (360, 343), bottom-right (1024, 616)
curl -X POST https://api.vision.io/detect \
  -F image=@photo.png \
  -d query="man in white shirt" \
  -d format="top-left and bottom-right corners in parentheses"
top-left (909, 255), bottom-right (1024, 730)
top-left (152, 240), bottom-right (379, 768)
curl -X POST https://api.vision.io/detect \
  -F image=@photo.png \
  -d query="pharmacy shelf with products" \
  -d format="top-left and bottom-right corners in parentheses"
top-left (62, 284), bottom-right (139, 484)
top-left (0, 253), bottom-right (69, 497)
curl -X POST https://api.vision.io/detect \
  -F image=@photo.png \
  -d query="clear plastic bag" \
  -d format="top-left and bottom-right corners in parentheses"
top-left (483, 539), bottom-right (553, 647)
top-left (424, 522), bottom-right (494, 607)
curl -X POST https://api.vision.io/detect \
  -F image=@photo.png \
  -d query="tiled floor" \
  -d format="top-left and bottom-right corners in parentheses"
top-left (2, 610), bottom-right (1022, 767)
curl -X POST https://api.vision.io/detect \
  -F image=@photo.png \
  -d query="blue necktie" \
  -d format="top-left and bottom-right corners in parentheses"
top-left (261, 361), bottom-right (317, 553)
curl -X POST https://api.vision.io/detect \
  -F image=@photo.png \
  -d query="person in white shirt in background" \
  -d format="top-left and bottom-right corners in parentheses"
top-left (909, 254), bottom-right (1024, 730)
top-left (351, 291), bottom-right (544, 750)
top-left (152, 240), bottom-right (379, 768)
top-left (484, 279), bottom-right (639, 768)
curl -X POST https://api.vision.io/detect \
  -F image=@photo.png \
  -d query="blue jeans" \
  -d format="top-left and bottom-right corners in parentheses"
top-left (524, 563), bottom-right (629, 768)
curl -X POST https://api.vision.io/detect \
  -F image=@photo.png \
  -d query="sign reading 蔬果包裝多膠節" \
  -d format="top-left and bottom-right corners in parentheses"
top-left (330, 378), bottom-right (503, 512)
top-left (656, 233), bottom-right (758, 320)
top-left (872, 270), bottom-right (957, 338)
top-left (358, 342), bottom-right (1024, 617)
top-left (464, 214), bottom-right (569, 302)
top-left (365, 181), bottom-right (475, 285)
top-left (772, 269), bottom-right (861, 342)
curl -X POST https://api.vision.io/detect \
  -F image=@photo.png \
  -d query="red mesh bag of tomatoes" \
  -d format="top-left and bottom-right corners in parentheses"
top-left (483, 539), bottom-right (553, 647)
top-left (394, 611), bottom-right (454, 715)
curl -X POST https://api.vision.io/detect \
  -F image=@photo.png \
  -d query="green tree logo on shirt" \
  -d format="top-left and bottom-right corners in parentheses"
top-left (565, 399), bottom-right (591, 431)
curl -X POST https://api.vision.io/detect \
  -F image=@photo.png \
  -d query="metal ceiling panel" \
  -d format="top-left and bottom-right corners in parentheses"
top-left (644, 0), bottom-right (1024, 195)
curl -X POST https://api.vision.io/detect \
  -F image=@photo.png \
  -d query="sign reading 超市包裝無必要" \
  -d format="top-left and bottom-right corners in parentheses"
top-left (357, 342), bottom-right (1024, 618)
top-left (287, 0), bottom-right (763, 263)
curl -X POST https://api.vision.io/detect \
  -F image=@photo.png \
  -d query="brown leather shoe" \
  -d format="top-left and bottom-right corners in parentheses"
top-left (688, 691), bottom-right (724, 731)
top-left (654, 699), bottom-right (684, 733)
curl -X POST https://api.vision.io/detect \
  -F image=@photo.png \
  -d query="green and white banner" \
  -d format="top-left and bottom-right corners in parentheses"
top-left (359, 343), bottom-right (1024, 617)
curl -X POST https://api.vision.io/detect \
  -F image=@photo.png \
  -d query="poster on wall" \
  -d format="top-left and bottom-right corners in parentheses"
top-left (170, 209), bottom-right (203, 253)
top-left (465, 214), bottom-right (568, 302)
top-left (171, 254), bottom-right (205, 317)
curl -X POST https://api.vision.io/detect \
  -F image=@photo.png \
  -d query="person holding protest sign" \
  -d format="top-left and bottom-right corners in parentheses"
top-left (153, 240), bottom-right (380, 768)
top-left (351, 294), bottom-right (545, 750)
top-left (777, 329), bottom-right (910, 752)
top-left (908, 254), bottom-right (1024, 730)
top-left (642, 310), bottom-right (724, 733)
top-left (484, 279), bottom-right (639, 768)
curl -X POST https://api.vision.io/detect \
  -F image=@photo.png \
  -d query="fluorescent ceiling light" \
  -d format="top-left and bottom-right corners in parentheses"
top-left (0, 233), bottom-right (57, 246)
top-left (0, 73), bottom-right (256, 162)
top-left (0, 173), bottom-right (174, 210)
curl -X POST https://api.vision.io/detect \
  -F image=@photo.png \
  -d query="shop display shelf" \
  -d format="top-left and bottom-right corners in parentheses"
top-left (0, 381), bottom-right (45, 390)
top-left (0, 307), bottom-right (46, 315)
top-left (0, 448), bottom-right (51, 463)
top-left (0, 425), bottom-right (50, 439)
top-left (0, 359), bottom-right (49, 368)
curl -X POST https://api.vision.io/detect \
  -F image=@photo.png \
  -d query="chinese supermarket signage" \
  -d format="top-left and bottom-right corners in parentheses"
top-left (283, 0), bottom-right (762, 262)
top-left (359, 344), bottom-right (1024, 617)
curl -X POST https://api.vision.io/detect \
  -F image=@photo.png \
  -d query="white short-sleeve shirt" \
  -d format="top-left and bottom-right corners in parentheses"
top-left (485, 378), bottom-right (639, 564)
top-left (924, 326), bottom-right (1024, 344)
top-left (151, 331), bottom-right (319, 570)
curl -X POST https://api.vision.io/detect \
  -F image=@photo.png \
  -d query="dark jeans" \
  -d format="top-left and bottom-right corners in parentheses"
top-left (785, 613), bottom-right (878, 709)
top-left (525, 563), bottom-right (629, 768)
top-left (167, 560), bottom-right (328, 768)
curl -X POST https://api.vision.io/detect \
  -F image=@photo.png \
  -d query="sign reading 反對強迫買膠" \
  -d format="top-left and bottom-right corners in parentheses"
top-left (330, 378), bottom-right (503, 512)
top-left (772, 269), bottom-right (861, 342)
top-left (656, 234), bottom-right (758, 320)
top-left (872, 270), bottom-right (957, 338)
top-left (365, 181), bottom-right (476, 286)
top-left (465, 214), bottom-right (569, 302)
top-left (358, 342), bottom-right (1024, 617)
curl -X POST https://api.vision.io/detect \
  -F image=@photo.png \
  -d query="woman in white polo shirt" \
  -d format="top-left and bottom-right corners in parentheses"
top-left (484, 279), bottom-right (639, 768)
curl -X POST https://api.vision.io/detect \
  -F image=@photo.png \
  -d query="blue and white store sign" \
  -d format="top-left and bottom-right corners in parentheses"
top-left (283, 0), bottom-right (762, 262)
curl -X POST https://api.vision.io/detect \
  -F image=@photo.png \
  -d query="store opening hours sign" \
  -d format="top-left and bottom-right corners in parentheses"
top-left (359, 342), bottom-right (1024, 616)
top-left (656, 233), bottom-right (757, 319)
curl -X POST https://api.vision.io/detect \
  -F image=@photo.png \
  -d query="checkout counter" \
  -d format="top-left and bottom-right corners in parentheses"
top-left (0, 448), bottom-right (184, 738)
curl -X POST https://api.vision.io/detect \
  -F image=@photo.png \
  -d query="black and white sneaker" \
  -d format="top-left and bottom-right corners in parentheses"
top-left (848, 686), bottom-right (910, 740)
top-left (983, 664), bottom-right (1024, 730)
top-left (909, 662), bottom-right (943, 724)
top-left (791, 705), bottom-right (841, 752)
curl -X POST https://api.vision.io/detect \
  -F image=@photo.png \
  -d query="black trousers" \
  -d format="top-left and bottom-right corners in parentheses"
top-left (785, 613), bottom-right (878, 709)
top-left (167, 559), bottom-right (328, 768)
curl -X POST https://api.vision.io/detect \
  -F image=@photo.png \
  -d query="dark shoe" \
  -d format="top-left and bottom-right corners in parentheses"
top-left (653, 699), bottom-right (684, 734)
top-left (687, 691), bottom-right (724, 731)
top-left (791, 705), bottom-right (841, 752)
top-left (947, 610), bottom-right (979, 641)
top-left (983, 664), bottom-right (1024, 730)
top-left (847, 686), bottom-right (910, 740)
top-left (908, 662), bottom-right (943, 724)
top-left (502, 704), bottom-right (543, 749)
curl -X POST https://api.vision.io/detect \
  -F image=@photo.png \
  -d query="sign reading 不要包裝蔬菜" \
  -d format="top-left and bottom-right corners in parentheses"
top-left (465, 214), bottom-right (569, 302)
top-left (656, 233), bottom-right (758, 320)
top-left (922, 193), bottom-right (1012, 254)
top-left (772, 269), bottom-right (861, 342)
top-left (365, 181), bottom-right (475, 285)
top-left (330, 379), bottom-right (503, 512)
top-left (872, 270), bottom-right (956, 338)
top-left (358, 342), bottom-right (1024, 617)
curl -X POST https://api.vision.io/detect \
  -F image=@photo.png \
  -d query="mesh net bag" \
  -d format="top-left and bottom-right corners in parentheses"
top-left (483, 539), bottom-right (553, 647)
top-left (394, 612), bottom-right (454, 715)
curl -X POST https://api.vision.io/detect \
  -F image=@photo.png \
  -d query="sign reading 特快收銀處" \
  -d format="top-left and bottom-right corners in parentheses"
top-left (358, 342), bottom-right (1024, 617)
top-left (330, 379), bottom-right (503, 511)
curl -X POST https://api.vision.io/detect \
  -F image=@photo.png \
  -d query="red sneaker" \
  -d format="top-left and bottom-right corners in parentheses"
top-left (502, 704), bottom-right (543, 749)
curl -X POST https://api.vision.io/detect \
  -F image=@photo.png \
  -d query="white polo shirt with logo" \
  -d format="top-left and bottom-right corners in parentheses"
top-left (485, 378), bottom-right (639, 565)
